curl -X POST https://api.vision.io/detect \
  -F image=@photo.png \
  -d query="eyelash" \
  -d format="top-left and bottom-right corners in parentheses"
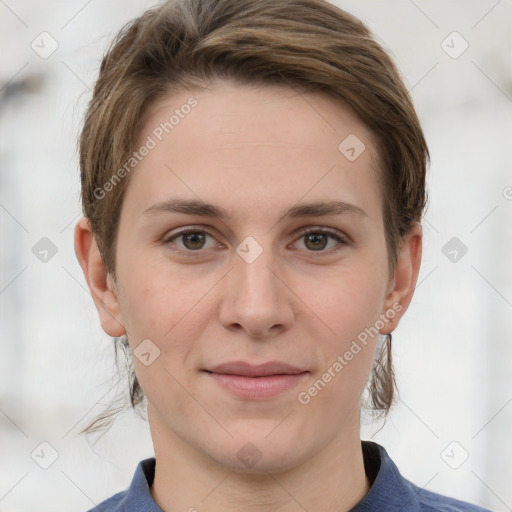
top-left (161, 225), bottom-right (348, 257)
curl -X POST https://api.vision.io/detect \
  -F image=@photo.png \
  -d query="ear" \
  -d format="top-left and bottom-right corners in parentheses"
top-left (379, 222), bottom-right (423, 334)
top-left (74, 216), bottom-right (126, 337)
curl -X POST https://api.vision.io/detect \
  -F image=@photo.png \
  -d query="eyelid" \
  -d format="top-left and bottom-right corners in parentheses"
top-left (162, 224), bottom-right (349, 255)
top-left (293, 225), bottom-right (349, 244)
top-left (161, 225), bottom-right (220, 250)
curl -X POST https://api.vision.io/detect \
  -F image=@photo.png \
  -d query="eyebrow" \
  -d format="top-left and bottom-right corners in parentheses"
top-left (142, 198), bottom-right (367, 220)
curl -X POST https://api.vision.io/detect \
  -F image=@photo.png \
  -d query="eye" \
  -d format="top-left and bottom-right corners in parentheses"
top-left (161, 226), bottom-right (348, 256)
top-left (162, 227), bottom-right (218, 254)
top-left (292, 227), bottom-right (348, 253)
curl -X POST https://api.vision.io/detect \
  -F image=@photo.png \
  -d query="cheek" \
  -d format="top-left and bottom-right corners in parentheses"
top-left (309, 262), bottom-right (386, 344)
top-left (118, 265), bottom-right (207, 414)
top-left (118, 262), bottom-right (221, 394)
top-left (299, 262), bottom-right (384, 399)
top-left (118, 257), bottom-right (204, 336)
top-left (298, 292), bottom-right (380, 426)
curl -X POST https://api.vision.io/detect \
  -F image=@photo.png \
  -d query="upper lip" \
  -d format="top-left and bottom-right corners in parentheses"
top-left (206, 361), bottom-right (308, 377)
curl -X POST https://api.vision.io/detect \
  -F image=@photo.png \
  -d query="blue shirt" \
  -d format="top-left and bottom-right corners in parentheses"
top-left (87, 441), bottom-right (491, 511)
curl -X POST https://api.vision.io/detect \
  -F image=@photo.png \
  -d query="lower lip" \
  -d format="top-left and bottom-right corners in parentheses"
top-left (205, 371), bottom-right (309, 399)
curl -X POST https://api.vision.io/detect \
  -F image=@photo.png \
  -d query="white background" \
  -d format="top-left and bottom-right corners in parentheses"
top-left (0, 0), bottom-right (511, 510)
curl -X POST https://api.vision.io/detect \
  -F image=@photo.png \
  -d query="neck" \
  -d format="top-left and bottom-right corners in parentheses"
top-left (148, 406), bottom-right (371, 512)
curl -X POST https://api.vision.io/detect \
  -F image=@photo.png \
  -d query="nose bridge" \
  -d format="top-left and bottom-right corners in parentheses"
top-left (232, 234), bottom-right (281, 300)
top-left (219, 233), bottom-right (294, 335)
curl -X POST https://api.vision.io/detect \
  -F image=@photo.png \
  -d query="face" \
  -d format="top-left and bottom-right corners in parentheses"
top-left (76, 79), bottom-right (421, 474)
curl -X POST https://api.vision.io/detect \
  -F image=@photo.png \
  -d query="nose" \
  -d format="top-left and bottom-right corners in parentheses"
top-left (218, 237), bottom-right (295, 339)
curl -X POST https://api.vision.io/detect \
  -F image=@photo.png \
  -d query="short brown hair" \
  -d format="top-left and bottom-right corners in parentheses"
top-left (78, 0), bottom-right (428, 435)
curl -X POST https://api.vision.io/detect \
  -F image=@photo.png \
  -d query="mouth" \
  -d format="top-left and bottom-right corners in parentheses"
top-left (203, 360), bottom-right (310, 399)
top-left (205, 360), bottom-right (308, 377)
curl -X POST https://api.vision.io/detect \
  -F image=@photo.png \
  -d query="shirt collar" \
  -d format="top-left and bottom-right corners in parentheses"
top-left (119, 457), bottom-right (163, 511)
top-left (125, 441), bottom-right (419, 511)
top-left (351, 441), bottom-right (419, 511)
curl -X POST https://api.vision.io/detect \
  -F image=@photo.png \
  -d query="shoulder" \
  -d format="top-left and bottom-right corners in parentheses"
top-left (359, 441), bottom-right (492, 512)
top-left (85, 457), bottom-right (160, 512)
top-left (410, 484), bottom-right (492, 512)
top-left (86, 490), bottom-right (126, 512)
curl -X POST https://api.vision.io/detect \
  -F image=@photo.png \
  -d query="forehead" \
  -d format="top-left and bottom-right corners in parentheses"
top-left (142, 80), bottom-right (377, 151)
top-left (123, 80), bottom-right (383, 224)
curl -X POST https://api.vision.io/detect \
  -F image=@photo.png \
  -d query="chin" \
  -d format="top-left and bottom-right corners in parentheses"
top-left (212, 429), bottom-right (310, 475)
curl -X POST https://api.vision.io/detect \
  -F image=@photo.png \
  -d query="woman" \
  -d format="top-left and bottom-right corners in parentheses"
top-left (74, 0), bottom-right (491, 510)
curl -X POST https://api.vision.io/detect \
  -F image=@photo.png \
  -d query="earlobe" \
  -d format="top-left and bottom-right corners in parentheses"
top-left (380, 222), bottom-right (423, 334)
top-left (74, 217), bottom-right (126, 337)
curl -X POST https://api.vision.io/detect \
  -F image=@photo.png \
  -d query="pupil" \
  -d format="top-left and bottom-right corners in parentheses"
top-left (307, 233), bottom-right (327, 251)
top-left (182, 232), bottom-right (328, 251)
top-left (185, 232), bottom-right (204, 249)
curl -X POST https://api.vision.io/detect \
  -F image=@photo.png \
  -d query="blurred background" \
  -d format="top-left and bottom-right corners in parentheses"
top-left (0, 0), bottom-right (511, 510)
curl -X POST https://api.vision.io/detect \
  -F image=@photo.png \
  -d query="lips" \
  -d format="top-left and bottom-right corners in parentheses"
top-left (205, 360), bottom-right (308, 377)
top-left (203, 361), bottom-right (309, 399)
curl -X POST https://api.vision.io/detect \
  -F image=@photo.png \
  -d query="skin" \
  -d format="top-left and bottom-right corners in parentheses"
top-left (75, 79), bottom-right (422, 512)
